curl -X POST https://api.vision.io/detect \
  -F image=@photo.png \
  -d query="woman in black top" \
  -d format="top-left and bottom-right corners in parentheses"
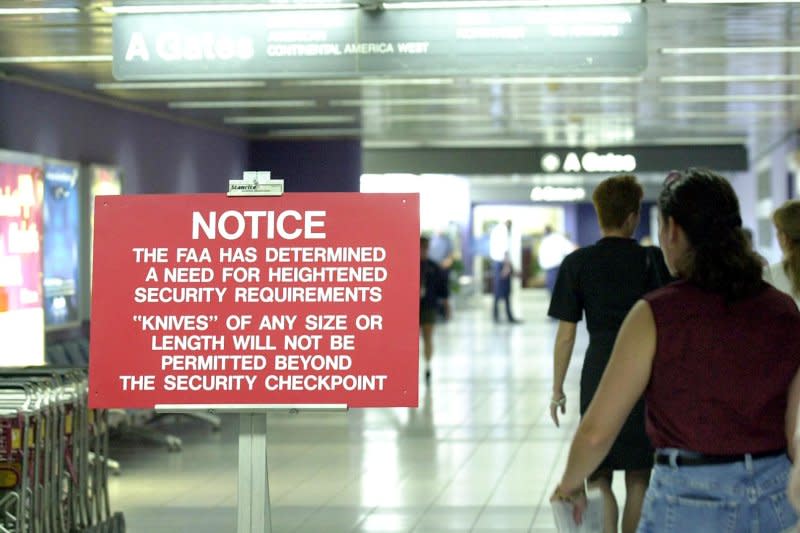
top-left (548, 174), bottom-right (670, 533)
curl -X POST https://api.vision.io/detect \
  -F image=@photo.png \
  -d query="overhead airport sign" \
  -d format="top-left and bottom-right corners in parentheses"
top-left (363, 144), bottom-right (749, 175)
top-left (112, 6), bottom-right (647, 80)
top-left (88, 193), bottom-right (419, 409)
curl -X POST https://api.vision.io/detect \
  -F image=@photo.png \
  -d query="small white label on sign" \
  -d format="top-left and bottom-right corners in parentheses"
top-left (228, 171), bottom-right (284, 197)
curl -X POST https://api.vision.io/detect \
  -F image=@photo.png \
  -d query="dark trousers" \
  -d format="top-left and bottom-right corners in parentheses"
top-left (492, 261), bottom-right (515, 322)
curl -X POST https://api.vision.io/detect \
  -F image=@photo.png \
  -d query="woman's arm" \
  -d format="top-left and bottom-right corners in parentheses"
top-left (786, 367), bottom-right (800, 460)
top-left (551, 321), bottom-right (577, 427)
top-left (556, 300), bottom-right (657, 493)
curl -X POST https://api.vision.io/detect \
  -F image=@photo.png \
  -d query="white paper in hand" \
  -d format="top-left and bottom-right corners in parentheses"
top-left (551, 489), bottom-right (604, 533)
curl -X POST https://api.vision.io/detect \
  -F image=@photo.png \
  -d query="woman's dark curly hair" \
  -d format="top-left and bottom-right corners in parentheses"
top-left (659, 168), bottom-right (763, 301)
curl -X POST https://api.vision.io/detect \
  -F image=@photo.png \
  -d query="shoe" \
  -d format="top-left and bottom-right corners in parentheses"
top-left (424, 369), bottom-right (431, 384)
top-left (509, 318), bottom-right (523, 324)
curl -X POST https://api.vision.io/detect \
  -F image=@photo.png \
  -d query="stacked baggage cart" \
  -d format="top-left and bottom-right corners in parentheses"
top-left (0, 368), bottom-right (124, 533)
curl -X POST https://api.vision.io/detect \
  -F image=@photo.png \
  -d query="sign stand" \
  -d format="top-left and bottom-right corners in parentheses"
top-left (158, 172), bottom-right (350, 533)
top-left (156, 404), bottom-right (347, 533)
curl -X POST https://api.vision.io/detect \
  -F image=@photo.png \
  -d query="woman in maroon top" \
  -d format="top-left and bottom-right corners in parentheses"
top-left (550, 169), bottom-right (800, 533)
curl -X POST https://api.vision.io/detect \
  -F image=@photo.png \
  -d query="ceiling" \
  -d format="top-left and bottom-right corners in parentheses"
top-left (0, 0), bottom-right (798, 166)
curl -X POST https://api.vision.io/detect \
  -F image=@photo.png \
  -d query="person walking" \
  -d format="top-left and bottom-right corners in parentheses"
top-left (548, 174), bottom-right (670, 533)
top-left (765, 199), bottom-right (800, 307)
top-left (490, 220), bottom-right (521, 323)
top-left (551, 168), bottom-right (800, 533)
top-left (420, 235), bottom-right (449, 384)
top-left (538, 225), bottom-right (576, 296)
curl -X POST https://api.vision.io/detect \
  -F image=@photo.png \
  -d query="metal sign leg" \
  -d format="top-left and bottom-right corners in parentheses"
top-left (237, 413), bottom-right (272, 533)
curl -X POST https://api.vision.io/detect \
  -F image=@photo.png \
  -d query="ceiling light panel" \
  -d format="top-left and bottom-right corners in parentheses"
top-left (0, 55), bottom-right (112, 64)
top-left (102, 3), bottom-right (359, 14)
top-left (330, 98), bottom-right (479, 107)
top-left (265, 128), bottom-right (362, 137)
top-left (0, 7), bottom-right (80, 15)
top-left (169, 100), bottom-right (317, 109)
top-left (97, 81), bottom-right (266, 90)
top-left (470, 76), bottom-right (643, 84)
top-left (661, 46), bottom-right (800, 54)
top-left (224, 115), bottom-right (357, 125)
top-left (660, 74), bottom-right (800, 83)
top-left (282, 78), bottom-right (455, 87)
top-left (384, 0), bottom-right (641, 9)
top-left (660, 94), bottom-right (800, 103)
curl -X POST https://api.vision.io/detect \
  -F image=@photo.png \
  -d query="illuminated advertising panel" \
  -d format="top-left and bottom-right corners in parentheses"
top-left (43, 161), bottom-right (81, 329)
top-left (0, 152), bottom-right (44, 365)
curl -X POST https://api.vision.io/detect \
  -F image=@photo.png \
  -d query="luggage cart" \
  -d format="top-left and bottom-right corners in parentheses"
top-left (0, 368), bottom-right (125, 533)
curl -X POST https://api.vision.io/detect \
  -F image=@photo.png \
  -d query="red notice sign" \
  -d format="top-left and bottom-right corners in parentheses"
top-left (88, 193), bottom-right (420, 409)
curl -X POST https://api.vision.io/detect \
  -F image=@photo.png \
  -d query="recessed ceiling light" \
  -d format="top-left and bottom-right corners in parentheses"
top-left (282, 78), bottom-right (455, 87)
top-left (169, 100), bottom-right (317, 109)
top-left (102, 3), bottom-right (358, 14)
top-left (0, 7), bottom-right (80, 15)
top-left (470, 76), bottom-right (643, 84)
top-left (330, 97), bottom-right (479, 107)
top-left (660, 74), bottom-right (800, 83)
top-left (646, 137), bottom-right (747, 144)
top-left (224, 115), bottom-right (357, 125)
top-left (384, 0), bottom-right (640, 8)
top-left (97, 81), bottom-right (266, 90)
top-left (665, 0), bottom-right (800, 3)
top-left (661, 94), bottom-right (800, 103)
top-left (0, 55), bottom-right (112, 64)
top-left (661, 46), bottom-right (800, 54)
top-left (264, 128), bottom-right (362, 137)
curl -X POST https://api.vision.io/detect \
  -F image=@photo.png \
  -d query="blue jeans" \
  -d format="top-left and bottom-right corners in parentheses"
top-left (637, 448), bottom-right (797, 533)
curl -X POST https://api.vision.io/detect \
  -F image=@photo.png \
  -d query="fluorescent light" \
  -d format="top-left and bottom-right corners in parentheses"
top-left (103, 3), bottom-right (358, 14)
top-left (282, 78), bottom-right (454, 87)
top-left (661, 94), bottom-right (800, 103)
top-left (169, 100), bottom-right (316, 109)
top-left (224, 115), bottom-right (356, 125)
top-left (647, 137), bottom-right (747, 145)
top-left (97, 81), bottom-right (266, 90)
top-left (661, 74), bottom-right (800, 83)
top-left (665, 110), bottom-right (789, 119)
top-left (331, 97), bottom-right (479, 107)
top-left (426, 139), bottom-right (537, 147)
top-left (665, 0), bottom-right (800, 3)
top-left (661, 46), bottom-right (800, 54)
top-left (265, 128), bottom-right (362, 137)
top-left (471, 76), bottom-right (642, 84)
top-left (384, 0), bottom-right (640, 8)
top-left (0, 7), bottom-right (80, 15)
top-left (362, 140), bottom-right (424, 149)
top-left (0, 55), bottom-right (112, 64)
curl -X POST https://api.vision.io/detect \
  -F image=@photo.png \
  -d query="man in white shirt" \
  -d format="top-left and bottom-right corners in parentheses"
top-left (489, 220), bottom-right (520, 323)
top-left (538, 225), bottom-right (576, 295)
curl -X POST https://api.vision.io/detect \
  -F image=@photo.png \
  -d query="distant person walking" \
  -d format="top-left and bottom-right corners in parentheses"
top-left (765, 199), bottom-right (800, 307)
top-left (420, 236), bottom-right (450, 384)
top-left (538, 225), bottom-right (576, 295)
top-left (490, 220), bottom-right (520, 323)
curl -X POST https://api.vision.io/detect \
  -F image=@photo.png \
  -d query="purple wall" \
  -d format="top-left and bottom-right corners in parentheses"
top-left (249, 139), bottom-right (362, 192)
top-left (0, 80), bottom-right (248, 193)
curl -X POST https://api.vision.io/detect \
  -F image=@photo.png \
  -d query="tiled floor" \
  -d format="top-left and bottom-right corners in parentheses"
top-left (108, 288), bottom-right (621, 532)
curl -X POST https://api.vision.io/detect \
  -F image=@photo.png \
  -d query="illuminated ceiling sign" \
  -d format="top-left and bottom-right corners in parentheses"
top-left (112, 6), bottom-right (647, 80)
top-left (541, 151), bottom-right (637, 173)
top-left (530, 186), bottom-right (586, 202)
